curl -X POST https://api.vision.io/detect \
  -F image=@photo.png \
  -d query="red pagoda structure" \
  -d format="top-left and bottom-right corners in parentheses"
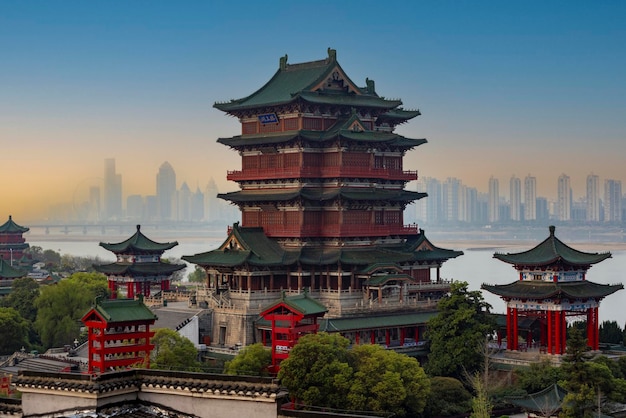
top-left (183, 49), bottom-right (462, 350)
top-left (260, 291), bottom-right (327, 371)
top-left (81, 297), bottom-right (157, 373)
top-left (94, 225), bottom-right (185, 299)
top-left (0, 216), bottom-right (29, 265)
top-left (482, 226), bottom-right (623, 354)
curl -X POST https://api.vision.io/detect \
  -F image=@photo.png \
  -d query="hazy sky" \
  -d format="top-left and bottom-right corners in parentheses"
top-left (2, 1), bottom-right (625, 221)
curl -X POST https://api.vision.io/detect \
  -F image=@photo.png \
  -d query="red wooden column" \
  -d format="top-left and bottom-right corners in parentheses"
top-left (512, 307), bottom-right (519, 351)
top-left (561, 311), bottom-right (567, 353)
top-left (554, 311), bottom-right (562, 355)
top-left (540, 311), bottom-right (546, 347)
top-left (127, 282), bottom-right (134, 299)
top-left (108, 281), bottom-right (117, 299)
top-left (547, 310), bottom-right (553, 354)
top-left (506, 307), bottom-right (514, 350)
top-left (135, 282), bottom-right (142, 297)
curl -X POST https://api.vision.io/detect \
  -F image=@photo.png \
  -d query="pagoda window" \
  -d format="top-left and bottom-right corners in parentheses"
top-left (343, 153), bottom-right (369, 167)
top-left (242, 121), bottom-right (257, 135)
top-left (323, 211), bottom-right (340, 225)
top-left (385, 211), bottom-right (401, 225)
top-left (323, 152), bottom-right (340, 167)
top-left (242, 211), bottom-right (260, 227)
top-left (260, 122), bottom-right (281, 134)
top-left (283, 153), bottom-right (300, 167)
top-left (242, 155), bottom-right (259, 169)
top-left (384, 157), bottom-right (401, 170)
top-left (261, 211), bottom-right (282, 225)
top-left (303, 211), bottom-right (322, 226)
top-left (303, 153), bottom-right (322, 167)
top-left (285, 211), bottom-right (300, 225)
top-left (344, 211), bottom-right (370, 225)
top-left (302, 117), bottom-right (323, 130)
top-left (533, 273), bottom-right (543, 281)
top-left (284, 117), bottom-right (298, 131)
top-left (259, 154), bottom-right (279, 169)
top-left (374, 156), bottom-right (383, 168)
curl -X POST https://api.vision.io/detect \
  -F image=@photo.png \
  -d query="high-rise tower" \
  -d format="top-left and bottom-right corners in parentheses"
top-left (510, 176), bottom-right (521, 221)
top-left (488, 176), bottom-right (499, 223)
top-left (156, 162), bottom-right (176, 221)
top-left (524, 175), bottom-right (537, 221)
top-left (586, 173), bottom-right (600, 222)
top-left (557, 174), bottom-right (571, 221)
top-left (604, 179), bottom-right (622, 222)
top-left (103, 158), bottom-right (122, 221)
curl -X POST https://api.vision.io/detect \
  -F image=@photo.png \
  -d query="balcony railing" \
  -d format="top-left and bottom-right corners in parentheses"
top-left (262, 224), bottom-right (419, 238)
top-left (227, 166), bottom-right (417, 182)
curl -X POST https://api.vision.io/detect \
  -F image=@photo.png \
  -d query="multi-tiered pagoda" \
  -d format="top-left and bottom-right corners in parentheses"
top-left (0, 215), bottom-right (29, 265)
top-left (94, 225), bottom-right (185, 299)
top-left (482, 226), bottom-right (623, 354)
top-left (184, 49), bottom-right (462, 349)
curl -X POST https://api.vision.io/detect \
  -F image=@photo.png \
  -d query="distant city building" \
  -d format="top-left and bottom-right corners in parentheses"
top-left (604, 179), bottom-right (622, 222)
top-left (191, 186), bottom-right (204, 222)
top-left (156, 162), bottom-right (176, 221)
top-left (557, 173), bottom-right (571, 221)
top-left (524, 175), bottom-right (537, 221)
top-left (177, 182), bottom-right (191, 222)
top-left (103, 158), bottom-right (123, 221)
top-left (488, 176), bottom-right (499, 223)
top-left (443, 177), bottom-right (461, 222)
top-left (586, 173), bottom-right (600, 222)
top-left (510, 176), bottom-right (521, 221)
top-left (126, 194), bottom-right (144, 221)
top-left (416, 177), bottom-right (442, 225)
top-left (88, 186), bottom-right (101, 222)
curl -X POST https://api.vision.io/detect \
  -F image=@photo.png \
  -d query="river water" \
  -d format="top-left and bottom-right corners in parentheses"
top-left (27, 233), bottom-right (626, 327)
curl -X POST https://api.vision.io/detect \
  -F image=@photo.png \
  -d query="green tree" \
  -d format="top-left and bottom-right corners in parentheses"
top-left (150, 328), bottom-right (202, 371)
top-left (348, 344), bottom-right (430, 417)
top-left (187, 265), bottom-right (208, 284)
top-left (515, 359), bottom-right (563, 394)
top-left (278, 333), bottom-right (353, 409)
top-left (599, 320), bottom-right (622, 344)
top-left (224, 343), bottom-right (271, 376)
top-left (0, 307), bottom-right (30, 355)
top-left (423, 376), bottom-right (472, 417)
top-left (42, 249), bottom-right (61, 268)
top-left (34, 272), bottom-right (108, 349)
top-left (425, 281), bottom-right (495, 379)
top-left (2, 277), bottom-right (39, 322)
top-left (560, 327), bottom-right (614, 417)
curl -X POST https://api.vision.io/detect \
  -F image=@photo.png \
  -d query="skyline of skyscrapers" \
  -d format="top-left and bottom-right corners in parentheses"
top-left (557, 173), bottom-right (571, 222)
top-left (524, 175), bottom-right (537, 221)
top-left (103, 158), bottom-right (122, 221)
top-left (586, 173), bottom-right (600, 222)
top-left (488, 176), bottom-right (499, 223)
top-left (510, 176), bottom-right (521, 221)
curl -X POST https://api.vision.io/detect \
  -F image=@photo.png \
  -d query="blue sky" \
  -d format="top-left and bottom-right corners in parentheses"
top-left (1, 1), bottom-right (625, 220)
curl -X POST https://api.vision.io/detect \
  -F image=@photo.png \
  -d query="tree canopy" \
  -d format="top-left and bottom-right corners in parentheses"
top-left (150, 328), bottom-right (202, 372)
top-left (223, 343), bottom-right (272, 376)
top-left (425, 281), bottom-right (495, 379)
top-left (277, 333), bottom-right (430, 417)
top-left (34, 272), bottom-right (108, 349)
top-left (0, 307), bottom-right (30, 355)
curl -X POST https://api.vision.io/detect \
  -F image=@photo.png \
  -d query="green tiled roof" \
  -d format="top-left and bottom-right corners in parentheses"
top-left (378, 108), bottom-right (422, 122)
top-left (93, 262), bottom-right (185, 276)
top-left (218, 187), bottom-right (425, 204)
top-left (217, 128), bottom-right (427, 149)
top-left (319, 311), bottom-right (437, 332)
top-left (262, 292), bottom-right (328, 317)
top-left (214, 49), bottom-right (403, 114)
top-left (507, 384), bottom-right (567, 413)
top-left (494, 225), bottom-right (611, 267)
top-left (481, 280), bottom-right (623, 300)
top-left (183, 224), bottom-right (462, 269)
top-left (85, 298), bottom-right (157, 324)
top-left (0, 215), bottom-right (29, 233)
top-left (99, 225), bottom-right (178, 254)
top-left (0, 258), bottom-right (26, 279)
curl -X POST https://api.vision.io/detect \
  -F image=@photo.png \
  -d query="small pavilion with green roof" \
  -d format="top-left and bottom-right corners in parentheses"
top-left (94, 225), bottom-right (185, 299)
top-left (81, 297), bottom-right (157, 374)
top-left (482, 226), bottom-right (622, 354)
top-left (259, 291), bottom-right (327, 371)
top-left (0, 215), bottom-right (30, 265)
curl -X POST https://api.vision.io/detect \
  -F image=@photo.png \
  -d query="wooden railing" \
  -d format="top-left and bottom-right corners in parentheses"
top-left (227, 166), bottom-right (417, 182)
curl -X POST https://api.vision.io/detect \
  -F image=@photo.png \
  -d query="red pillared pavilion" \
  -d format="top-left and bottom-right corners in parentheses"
top-left (94, 225), bottom-right (185, 299)
top-left (260, 291), bottom-right (327, 371)
top-left (81, 297), bottom-right (157, 373)
top-left (0, 216), bottom-right (29, 265)
top-left (482, 226), bottom-right (623, 354)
